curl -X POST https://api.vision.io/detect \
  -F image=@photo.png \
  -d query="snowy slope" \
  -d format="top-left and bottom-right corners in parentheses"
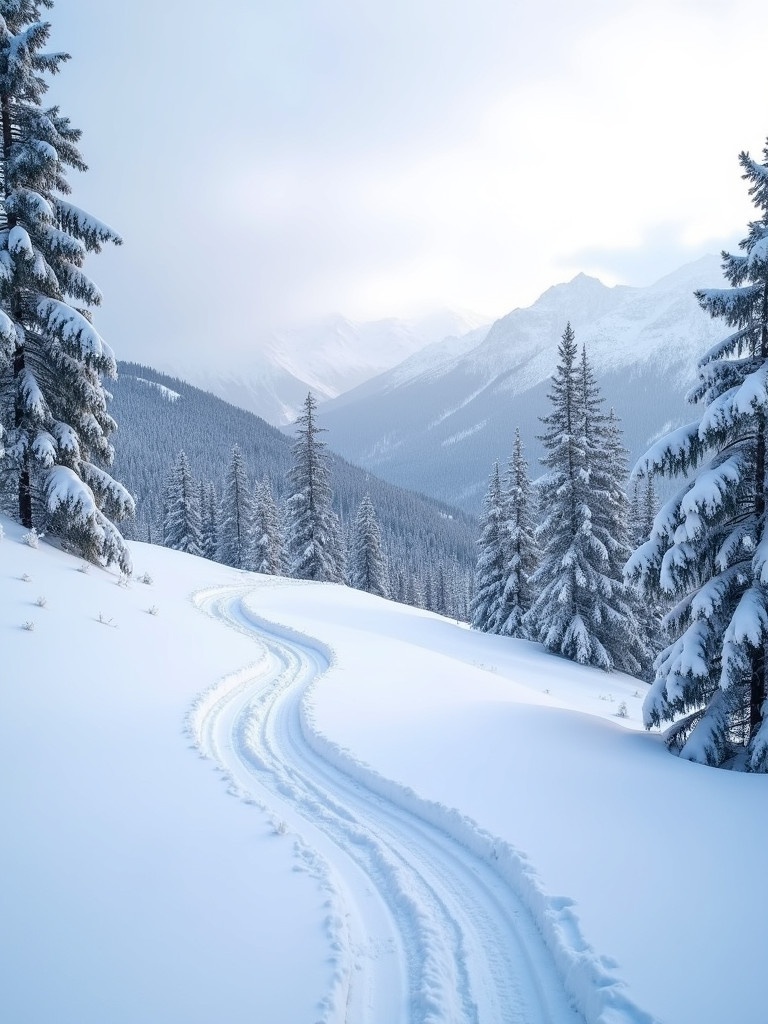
top-left (319, 256), bottom-right (726, 511)
top-left (163, 310), bottom-right (489, 426)
top-left (3, 516), bottom-right (766, 1024)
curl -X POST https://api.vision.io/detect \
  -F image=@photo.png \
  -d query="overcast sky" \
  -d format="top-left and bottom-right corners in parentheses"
top-left (45, 0), bottom-right (768, 366)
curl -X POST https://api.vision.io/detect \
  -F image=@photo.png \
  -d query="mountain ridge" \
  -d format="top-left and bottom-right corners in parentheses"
top-left (160, 309), bottom-right (489, 426)
top-left (313, 255), bottom-right (726, 513)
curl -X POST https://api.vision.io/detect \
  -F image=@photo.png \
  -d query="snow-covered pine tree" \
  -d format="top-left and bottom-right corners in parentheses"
top-left (163, 451), bottom-right (202, 556)
top-left (350, 493), bottom-right (389, 597)
top-left (524, 326), bottom-right (644, 671)
top-left (423, 569), bottom-right (434, 611)
top-left (627, 469), bottom-right (665, 678)
top-left (329, 504), bottom-right (347, 583)
top-left (0, 1), bottom-right (132, 569)
top-left (219, 444), bottom-right (253, 568)
top-left (285, 393), bottom-right (344, 583)
top-left (524, 324), bottom-right (595, 659)
top-left (200, 480), bottom-right (219, 561)
top-left (629, 473), bottom-right (659, 548)
top-left (251, 478), bottom-right (283, 575)
top-left (599, 405), bottom-right (651, 675)
top-left (627, 138), bottom-right (768, 769)
top-left (470, 462), bottom-right (507, 633)
top-left (499, 428), bottom-right (536, 638)
top-left (580, 355), bottom-right (632, 591)
top-left (434, 564), bottom-right (448, 615)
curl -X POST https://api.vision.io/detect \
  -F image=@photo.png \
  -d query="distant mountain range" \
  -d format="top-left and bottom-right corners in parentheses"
top-left (313, 255), bottom-right (727, 513)
top-left (160, 309), bottom-right (489, 426)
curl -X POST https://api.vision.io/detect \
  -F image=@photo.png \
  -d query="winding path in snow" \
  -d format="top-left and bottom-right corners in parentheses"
top-left (192, 584), bottom-right (585, 1024)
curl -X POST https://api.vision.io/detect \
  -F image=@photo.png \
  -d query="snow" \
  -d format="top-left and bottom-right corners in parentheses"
top-left (8, 223), bottom-right (34, 258)
top-left (45, 464), bottom-right (99, 516)
top-left (430, 385), bottom-right (493, 430)
top-left (36, 297), bottom-right (116, 369)
top-left (441, 419), bottom-right (488, 446)
top-left (0, 520), bottom-right (327, 1024)
top-left (3, 514), bottom-right (767, 1023)
top-left (135, 377), bottom-right (181, 402)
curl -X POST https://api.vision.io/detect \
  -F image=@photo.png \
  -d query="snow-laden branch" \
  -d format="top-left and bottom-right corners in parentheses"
top-left (35, 296), bottom-right (116, 372)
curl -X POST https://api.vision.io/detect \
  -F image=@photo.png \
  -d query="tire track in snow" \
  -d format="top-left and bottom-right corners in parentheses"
top-left (191, 584), bottom-right (654, 1024)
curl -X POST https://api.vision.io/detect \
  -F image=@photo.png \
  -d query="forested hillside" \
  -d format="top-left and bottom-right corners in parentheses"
top-left (108, 363), bottom-right (477, 613)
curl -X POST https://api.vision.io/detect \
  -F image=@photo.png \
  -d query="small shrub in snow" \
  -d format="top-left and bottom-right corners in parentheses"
top-left (147, 605), bottom-right (159, 616)
top-left (137, 572), bottom-right (153, 585)
top-left (21, 620), bottom-right (34, 631)
top-left (97, 612), bottom-right (116, 628)
top-left (274, 820), bottom-right (288, 836)
top-left (20, 572), bottom-right (31, 583)
top-left (22, 528), bottom-right (39, 549)
top-left (35, 596), bottom-right (47, 609)
top-left (116, 574), bottom-right (130, 589)
top-left (78, 563), bottom-right (89, 574)
top-left (616, 701), bottom-right (629, 718)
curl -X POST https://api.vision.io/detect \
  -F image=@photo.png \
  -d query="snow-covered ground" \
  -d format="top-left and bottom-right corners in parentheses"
top-left (2, 515), bottom-right (765, 1023)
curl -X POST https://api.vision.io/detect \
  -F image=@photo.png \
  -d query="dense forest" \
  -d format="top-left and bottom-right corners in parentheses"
top-left (107, 363), bottom-right (477, 617)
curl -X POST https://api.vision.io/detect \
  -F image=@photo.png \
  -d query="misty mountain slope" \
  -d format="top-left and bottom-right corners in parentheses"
top-left (162, 310), bottom-right (489, 426)
top-left (325, 322), bottom-right (493, 412)
top-left (317, 256), bottom-right (725, 512)
top-left (109, 363), bottom-right (478, 587)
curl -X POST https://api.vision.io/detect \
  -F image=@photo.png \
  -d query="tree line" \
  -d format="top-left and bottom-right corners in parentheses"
top-left (161, 393), bottom-right (461, 611)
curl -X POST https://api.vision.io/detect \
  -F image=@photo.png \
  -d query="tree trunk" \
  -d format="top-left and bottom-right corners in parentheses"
top-left (751, 287), bottom-right (768, 739)
top-left (1, 92), bottom-right (31, 527)
top-left (752, 419), bottom-right (766, 738)
top-left (13, 342), bottom-right (32, 527)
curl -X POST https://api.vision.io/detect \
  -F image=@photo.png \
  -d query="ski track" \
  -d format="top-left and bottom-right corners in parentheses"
top-left (189, 583), bottom-right (635, 1024)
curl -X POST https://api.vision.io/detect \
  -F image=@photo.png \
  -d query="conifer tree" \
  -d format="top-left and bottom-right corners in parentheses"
top-left (500, 428), bottom-right (537, 637)
top-left (600, 406), bottom-right (651, 674)
top-left (628, 138), bottom-right (768, 769)
top-left (163, 451), bottom-right (202, 556)
top-left (329, 506), bottom-right (347, 583)
top-left (525, 326), bottom-right (644, 671)
top-left (470, 463), bottom-right (507, 632)
top-left (251, 478), bottom-right (283, 575)
top-left (0, 1), bottom-right (132, 568)
top-left (200, 480), bottom-right (219, 561)
top-left (285, 393), bottom-right (344, 582)
top-left (219, 444), bottom-right (253, 568)
top-left (627, 470), bottom-right (665, 678)
top-left (434, 564), bottom-right (448, 615)
top-left (350, 493), bottom-right (389, 597)
top-left (524, 324), bottom-right (595, 659)
top-left (580, 355), bottom-right (631, 589)
top-left (404, 572), bottom-right (422, 608)
top-left (629, 473), bottom-right (659, 549)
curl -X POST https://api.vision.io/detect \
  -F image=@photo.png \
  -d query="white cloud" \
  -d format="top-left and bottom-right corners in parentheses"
top-left (44, 0), bottom-right (768, 363)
